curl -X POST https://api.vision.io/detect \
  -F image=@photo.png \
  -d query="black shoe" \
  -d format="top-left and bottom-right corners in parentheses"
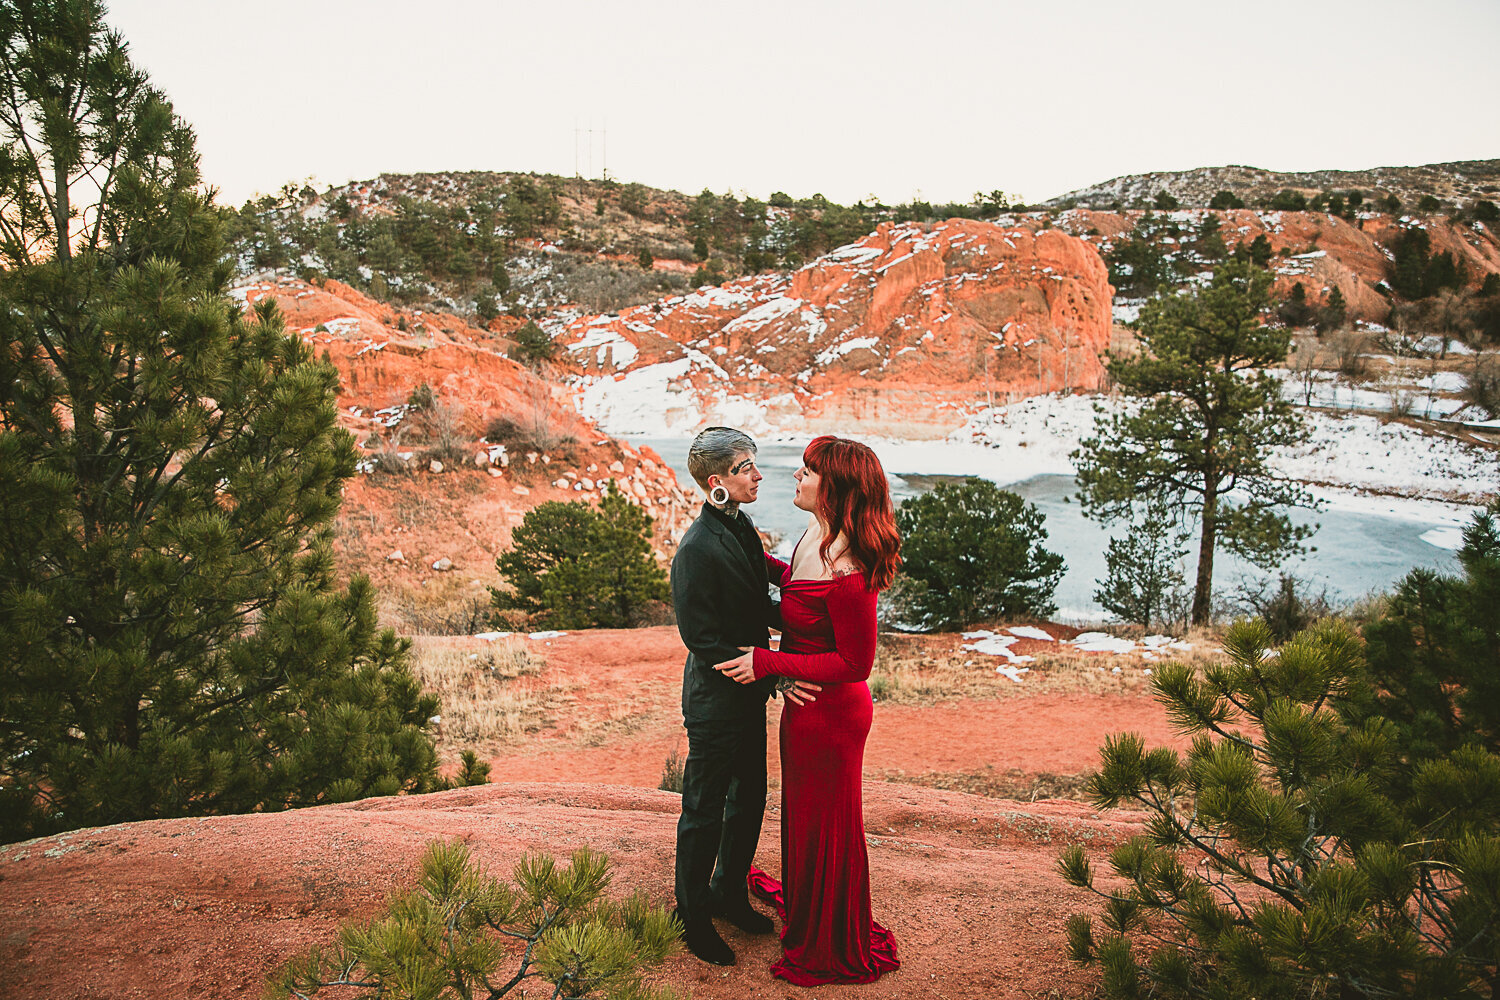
top-left (713, 897), bottom-right (775, 935)
top-left (673, 909), bottom-right (736, 965)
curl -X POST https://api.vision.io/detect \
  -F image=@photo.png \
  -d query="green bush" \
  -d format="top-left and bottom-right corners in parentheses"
top-left (1060, 509), bottom-right (1500, 998)
top-left (510, 320), bottom-right (560, 364)
top-left (1208, 190), bottom-right (1244, 210)
top-left (492, 485), bottom-right (669, 629)
top-left (1267, 188), bottom-right (1308, 211)
top-left (891, 478), bottom-right (1063, 629)
top-left (1358, 503), bottom-right (1500, 760)
top-left (267, 840), bottom-right (681, 1000)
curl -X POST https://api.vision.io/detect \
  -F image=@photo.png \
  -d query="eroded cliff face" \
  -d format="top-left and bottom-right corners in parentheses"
top-left (235, 278), bottom-right (698, 591)
top-left (562, 219), bottom-right (1116, 438)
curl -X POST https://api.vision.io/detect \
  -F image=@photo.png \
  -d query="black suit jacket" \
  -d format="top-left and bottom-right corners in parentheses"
top-left (672, 504), bottom-right (780, 724)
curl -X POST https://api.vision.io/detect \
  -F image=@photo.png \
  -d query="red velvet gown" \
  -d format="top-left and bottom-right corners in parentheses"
top-left (747, 552), bottom-right (900, 986)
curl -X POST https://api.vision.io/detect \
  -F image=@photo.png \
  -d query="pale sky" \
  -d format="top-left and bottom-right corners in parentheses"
top-left (105, 0), bottom-right (1499, 208)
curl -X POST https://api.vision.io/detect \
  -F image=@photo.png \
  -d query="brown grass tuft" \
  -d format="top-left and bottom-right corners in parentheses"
top-left (868, 624), bottom-right (1227, 707)
top-left (880, 766), bottom-right (1094, 803)
top-left (409, 637), bottom-right (572, 744)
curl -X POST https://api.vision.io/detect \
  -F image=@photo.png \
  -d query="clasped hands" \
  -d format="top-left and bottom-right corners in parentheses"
top-left (716, 648), bottom-right (820, 706)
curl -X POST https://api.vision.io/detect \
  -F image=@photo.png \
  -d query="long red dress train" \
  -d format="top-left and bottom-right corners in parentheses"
top-left (748, 554), bottom-right (900, 986)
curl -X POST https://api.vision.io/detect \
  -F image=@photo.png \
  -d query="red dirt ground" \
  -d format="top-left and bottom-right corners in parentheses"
top-left (0, 626), bottom-right (1195, 1000)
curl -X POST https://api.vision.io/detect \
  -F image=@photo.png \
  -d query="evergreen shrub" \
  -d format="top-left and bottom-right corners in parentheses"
top-left (267, 840), bottom-right (682, 1000)
top-left (1059, 506), bottom-right (1500, 999)
top-left (492, 485), bottom-right (669, 629)
top-left (890, 478), bottom-right (1063, 629)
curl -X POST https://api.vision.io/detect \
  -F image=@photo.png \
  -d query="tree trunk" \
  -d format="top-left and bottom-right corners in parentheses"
top-left (1192, 484), bottom-right (1218, 626)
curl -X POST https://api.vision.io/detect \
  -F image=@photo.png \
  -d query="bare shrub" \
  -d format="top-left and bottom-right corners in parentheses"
top-left (551, 259), bottom-right (675, 313)
top-left (1328, 327), bottom-right (1370, 376)
top-left (485, 387), bottom-right (577, 453)
top-left (380, 575), bottom-right (492, 635)
top-left (405, 395), bottom-right (470, 465)
top-left (1231, 572), bottom-right (1334, 641)
top-left (1462, 351), bottom-right (1500, 418)
top-left (1288, 332), bottom-right (1326, 406)
top-left (658, 749), bottom-right (684, 793)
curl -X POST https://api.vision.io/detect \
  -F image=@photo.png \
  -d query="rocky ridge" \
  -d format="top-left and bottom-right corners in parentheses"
top-left (1044, 159), bottom-right (1500, 211)
top-left (1048, 207), bottom-right (1500, 320)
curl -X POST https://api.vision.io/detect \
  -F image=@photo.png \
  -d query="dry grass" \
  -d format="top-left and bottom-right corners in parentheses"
top-left (880, 766), bottom-right (1095, 803)
top-left (867, 624), bottom-right (1227, 707)
top-left (379, 574), bottom-right (493, 635)
top-left (408, 637), bottom-right (572, 744)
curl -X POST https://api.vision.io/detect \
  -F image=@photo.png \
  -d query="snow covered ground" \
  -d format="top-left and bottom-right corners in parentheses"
top-left (946, 394), bottom-right (1496, 502)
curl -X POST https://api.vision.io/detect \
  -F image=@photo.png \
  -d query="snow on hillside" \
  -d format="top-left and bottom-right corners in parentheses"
top-left (949, 394), bottom-right (1497, 505)
top-left (583, 364), bottom-right (1496, 511)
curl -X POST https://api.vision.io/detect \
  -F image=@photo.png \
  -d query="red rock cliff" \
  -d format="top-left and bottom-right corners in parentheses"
top-left (562, 219), bottom-right (1115, 438)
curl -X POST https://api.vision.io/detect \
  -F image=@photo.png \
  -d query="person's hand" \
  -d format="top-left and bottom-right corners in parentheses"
top-left (716, 648), bottom-right (756, 684)
top-left (783, 680), bottom-right (821, 706)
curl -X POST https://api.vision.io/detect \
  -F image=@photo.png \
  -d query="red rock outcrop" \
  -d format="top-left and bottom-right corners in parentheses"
top-left (234, 278), bottom-right (698, 591)
top-left (1061, 208), bottom-right (1500, 323)
top-left (561, 219), bottom-right (1115, 438)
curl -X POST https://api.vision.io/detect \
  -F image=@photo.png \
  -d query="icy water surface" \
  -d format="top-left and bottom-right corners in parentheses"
top-left (633, 437), bottom-right (1464, 622)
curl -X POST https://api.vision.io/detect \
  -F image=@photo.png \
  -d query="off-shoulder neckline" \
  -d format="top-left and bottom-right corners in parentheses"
top-left (784, 532), bottom-right (862, 586)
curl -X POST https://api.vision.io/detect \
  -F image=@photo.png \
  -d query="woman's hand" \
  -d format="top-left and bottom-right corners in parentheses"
top-left (715, 648), bottom-right (756, 684)
top-left (782, 680), bottom-right (821, 706)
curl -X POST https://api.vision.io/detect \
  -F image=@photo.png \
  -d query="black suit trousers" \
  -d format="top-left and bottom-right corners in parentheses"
top-left (674, 717), bottom-right (767, 922)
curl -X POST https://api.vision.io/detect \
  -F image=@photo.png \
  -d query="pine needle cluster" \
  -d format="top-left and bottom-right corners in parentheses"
top-left (267, 840), bottom-right (683, 1000)
top-left (1058, 507), bottom-right (1500, 998)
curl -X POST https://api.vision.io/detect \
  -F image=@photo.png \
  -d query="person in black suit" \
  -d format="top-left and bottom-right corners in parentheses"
top-left (671, 426), bottom-right (817, 966)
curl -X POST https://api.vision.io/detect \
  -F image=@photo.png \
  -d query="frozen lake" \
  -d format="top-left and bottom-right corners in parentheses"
top-left (631, 436), bottom-right (1465, 622)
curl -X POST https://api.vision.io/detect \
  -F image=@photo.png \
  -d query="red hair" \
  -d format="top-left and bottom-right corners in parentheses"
top-left (803, 435), bottom-right (902, 592)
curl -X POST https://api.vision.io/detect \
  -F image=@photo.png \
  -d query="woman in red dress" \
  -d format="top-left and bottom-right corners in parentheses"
top-left (717, 435), bottom-right (902, 986)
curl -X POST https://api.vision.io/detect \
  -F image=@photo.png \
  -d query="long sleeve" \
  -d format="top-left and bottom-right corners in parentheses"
top-left (752, 576), bottom-right (876, 683)
top-left (765, 552), bottom-right (790, 582)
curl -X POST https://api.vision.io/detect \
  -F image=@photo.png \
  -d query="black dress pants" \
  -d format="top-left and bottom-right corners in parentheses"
top-left (674, 718), bottom-right (767, 923)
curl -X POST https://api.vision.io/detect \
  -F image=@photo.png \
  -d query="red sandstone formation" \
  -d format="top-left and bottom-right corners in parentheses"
top-left (1061, 208), bottom-right (1500, 323)
top-left (562, 219), bottom-right (1116, 438)
top-left (235, 278), bottom-right (698, 587)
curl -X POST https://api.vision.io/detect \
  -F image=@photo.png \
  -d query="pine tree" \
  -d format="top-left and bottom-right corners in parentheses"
top-left (1059, 614), bottom-right (1500, 999)
top-left (891, 478), bottom-right (1063, 629)
top-left (0, 1), bottom-right (445, 842)
top-left (492, 484), bottom-right (669, 629)
top-left (509, 319), bottom-right (559, 364)
top-left (1093, 499), bottom-right (1189, 629)
top-left (1196, 214), bottom-right (1227, 261)
top-left (1277, 281), bottom-right (1314, 327)
top-left (268, 840), bottom-right (683, 1000)
top-left (1357, 502), bottom-right (1500, 762)
top-left (1074, 258), bottom-right (1316, 625)
top-left (1316, 285), bottom-right (1348, 332)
